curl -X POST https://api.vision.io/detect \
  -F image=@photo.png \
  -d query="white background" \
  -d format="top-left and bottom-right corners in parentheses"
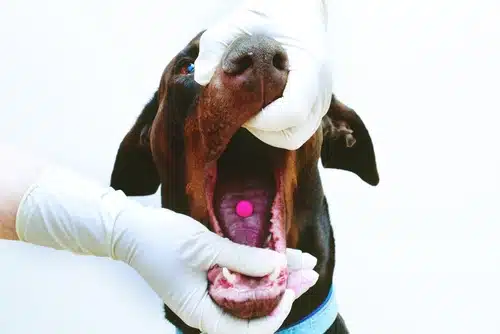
top-left (0, 0), bottom-right (499, 333)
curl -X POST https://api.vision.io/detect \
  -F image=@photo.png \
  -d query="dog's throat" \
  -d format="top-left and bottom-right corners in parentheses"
top-left (214, 166), bottom-right (275, 248)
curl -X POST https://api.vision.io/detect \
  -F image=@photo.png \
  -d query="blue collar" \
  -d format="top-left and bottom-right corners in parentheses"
top-left (175, 284), bottom-right (337, 334)
top-left (276, 284), bottom-right (338, 334)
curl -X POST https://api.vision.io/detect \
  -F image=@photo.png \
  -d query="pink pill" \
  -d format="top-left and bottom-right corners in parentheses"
top-left (235, 200), bottom-right (253, 217)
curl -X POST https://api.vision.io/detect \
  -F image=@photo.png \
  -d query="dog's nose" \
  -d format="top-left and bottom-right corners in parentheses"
top-left (222, 35), bottom-right (289, 77)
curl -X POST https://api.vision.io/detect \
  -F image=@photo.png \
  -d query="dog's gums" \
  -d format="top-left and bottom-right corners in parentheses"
top-left (204, 129), bottom-right (288, 319)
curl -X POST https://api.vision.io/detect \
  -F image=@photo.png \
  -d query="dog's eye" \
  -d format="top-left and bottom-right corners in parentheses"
top-left (180, 63), bottom-right (195, 75)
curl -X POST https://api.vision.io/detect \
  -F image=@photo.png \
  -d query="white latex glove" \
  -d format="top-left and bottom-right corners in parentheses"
top-left (16, 166), bottom-right (319, 334)
top-left (195, 0), bottom-right (333, 150)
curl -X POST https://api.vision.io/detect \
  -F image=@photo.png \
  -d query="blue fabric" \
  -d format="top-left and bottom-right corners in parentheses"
top-left (175, 285), bottom-right (337, 334)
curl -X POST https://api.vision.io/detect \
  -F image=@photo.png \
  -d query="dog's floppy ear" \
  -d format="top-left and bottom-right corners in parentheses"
top-left (321, 95), bottom-right (379, 186)
top-left (110, 92), bottom-right (161, 196)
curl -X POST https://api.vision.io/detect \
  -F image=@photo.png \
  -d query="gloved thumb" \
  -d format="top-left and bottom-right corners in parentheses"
top-left (212, 236), bottom-right (287, 277)
top-left (194, 48), bottom-right (222, 86)
top-left (244, 66), bottom-right (319, 132)
top-left (194, 25), bottom-right (242, 86)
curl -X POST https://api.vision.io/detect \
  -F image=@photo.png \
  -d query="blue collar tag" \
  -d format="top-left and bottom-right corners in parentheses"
top-left (175, 285), bottom-right (337, 334)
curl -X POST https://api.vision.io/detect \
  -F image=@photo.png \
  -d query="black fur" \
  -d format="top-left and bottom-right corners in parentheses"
top-left (110, 92), bottom-right (160, 196)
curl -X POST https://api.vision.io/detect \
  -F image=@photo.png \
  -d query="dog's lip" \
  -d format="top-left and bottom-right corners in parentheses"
top-left (207, 265), bottom-right (288, 319)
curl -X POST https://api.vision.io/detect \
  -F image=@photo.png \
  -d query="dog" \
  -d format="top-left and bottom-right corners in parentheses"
top-left (109, 31), bottom-right (379, 334)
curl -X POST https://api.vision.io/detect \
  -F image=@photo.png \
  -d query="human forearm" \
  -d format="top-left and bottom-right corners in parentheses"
top-left (0, 143), bottom-right (122, 255)
top-left (0, 143), bottom-right (48, 240)
top-left (0, 206), bottom-right (18, 240)
top-left (0, 143), bottom-right (119, 254)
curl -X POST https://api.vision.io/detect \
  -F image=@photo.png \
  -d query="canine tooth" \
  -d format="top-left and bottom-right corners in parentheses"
top-left (269, 267), bottom-right (280, 281)
top-left (264, 235), bottom-right (272, 248)
top-left (222, 267), bottom-right (236, 283)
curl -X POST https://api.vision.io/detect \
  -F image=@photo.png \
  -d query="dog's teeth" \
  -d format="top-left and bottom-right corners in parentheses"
top-left (264, 235), bottom-right (272, 248)
top-left (222, 267), bottom-right (236, 283)
top-left (269, 267), bottom-right (280, 281)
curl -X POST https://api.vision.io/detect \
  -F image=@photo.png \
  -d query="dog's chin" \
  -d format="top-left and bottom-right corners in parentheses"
top-left (205, 128), bottom-right (288, 319)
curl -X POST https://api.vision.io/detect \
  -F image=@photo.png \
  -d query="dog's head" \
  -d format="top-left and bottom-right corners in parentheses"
top-left (110, 31), bottom-right (379, 320)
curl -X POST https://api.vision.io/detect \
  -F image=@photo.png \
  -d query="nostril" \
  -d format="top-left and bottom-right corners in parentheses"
top-left (224, 54), bottom-right (253, 75)
top-left (234, 54), bottom-right (253, 74)
top-left (272, 52), bottom-right (288, 71)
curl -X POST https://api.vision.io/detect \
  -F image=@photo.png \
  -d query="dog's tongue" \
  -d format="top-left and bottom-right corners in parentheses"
top-left (214, 175), bottom-right (274, 247)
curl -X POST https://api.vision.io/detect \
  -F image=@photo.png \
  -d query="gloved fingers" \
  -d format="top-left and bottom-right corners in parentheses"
top-left (210, 235), bottom-right (286, 277)
top-left (197, 291), bottom-right (252, 334)
top-left (286, 269), bottom-right (319, 299)
top-left (188, 290), bottom-right (226, 333)
top-left (244, 118), bottom-right (318, 151)
top-left (284, 249), bottom-right (319, 300)
top-left (244, 65), bottom-right (320, 132)
top-left (198, 297), bottom-right (246, 334)
top-left (244, 289), bottom-right (296, 334)
top-left (195, 28), bottom-right (236, 85)
top-left (285, 248), bottom-right (318, 271)
top-left (244, 46), bottom-right (334, 133)
top-left (249, 93), bottom-right (330, 150)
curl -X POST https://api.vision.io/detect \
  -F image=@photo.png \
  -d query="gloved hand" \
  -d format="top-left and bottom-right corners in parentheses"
top-left (16, 166), bottom-right (319, 334)
top-left (195, 0), bottom-right (333, 150)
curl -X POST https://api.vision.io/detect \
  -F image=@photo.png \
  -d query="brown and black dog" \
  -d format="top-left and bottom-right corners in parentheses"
top-left (109, 31), bottom-right (379, 334)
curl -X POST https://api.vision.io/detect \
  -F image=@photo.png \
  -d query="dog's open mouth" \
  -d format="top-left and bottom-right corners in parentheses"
top-left (205, 129), bottom-right (288, 319)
